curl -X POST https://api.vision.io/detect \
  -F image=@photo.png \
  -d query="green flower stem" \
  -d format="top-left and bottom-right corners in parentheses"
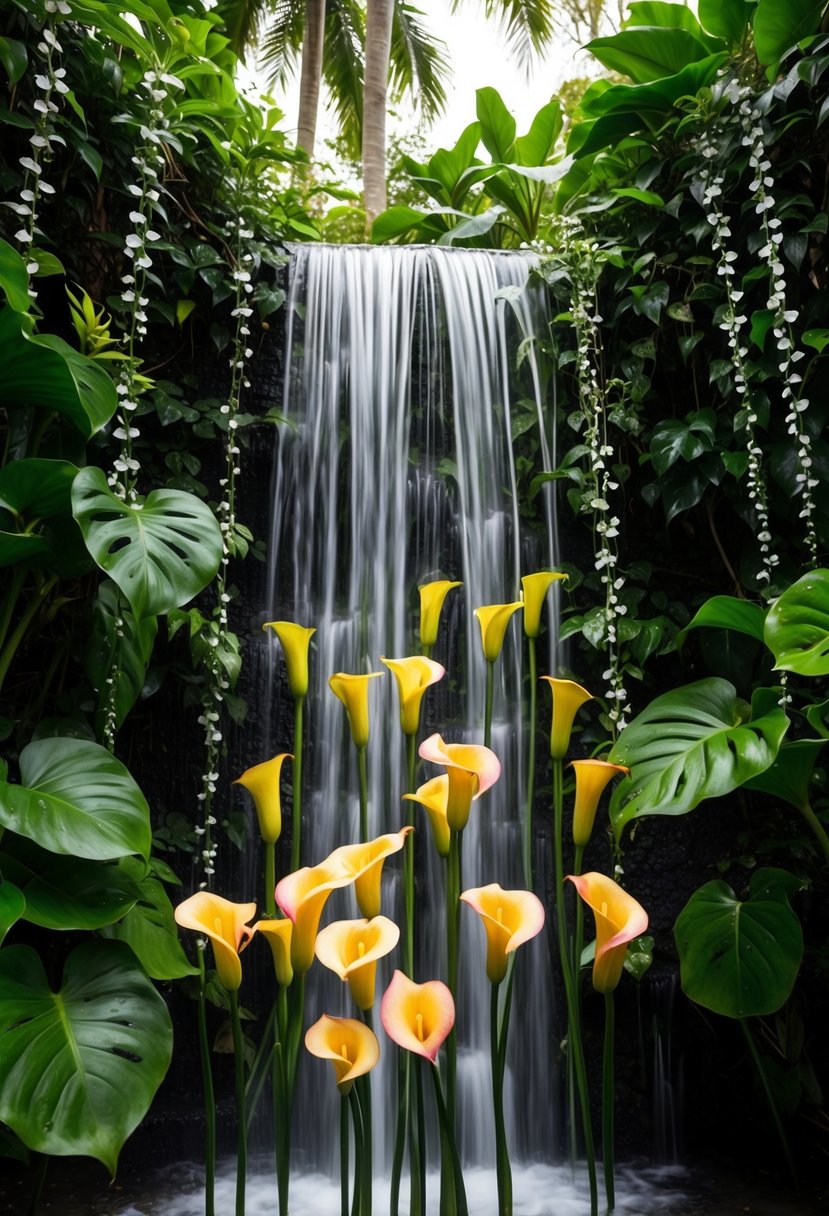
top-left (229, 989), bottom-right (247, 1216)
top-left (359, 1008), bottom-right (373, 1215)
top-left (428, 1059), bottom-right (469, 1216)
top-left (573, 843), bottom-right (586, 1015)
top-left (389, 1050), bottom-right (408, 1216)
top-left (484, 658), bottom-right (494, 749)
top-left (414, 1048), bottom-right (426, 1215)
top-left (798, 801), bottom-right (829, 867)
top-left (244, 1001), bottom-right (277, 1126)
top-left (405, 732), bottom-right (417, 975)
top-left (0, 567), bottom-right (26, 657)
top-left (347, 1086), bottom-right (367, 1216)
top-left (523, 636), bottom-right (538, 888)
top-left (491, 983), bottom-right (512, 1216)
top-left (602, 991), bottom-right (615, 1214)
top-left (264, 841), bottom-right (276, 916)
top-left (292, 697), bottom-right (304, 871)
top-left (272, 995), bottom-right (286, 1213)
top-left (739, 1018), bottom-right (798, 1186)
top-left (422, 643), bottom-right (433, 660)
top-left (445, 830), bottom-right (461, 1130)
top-left (553, 757), bottom-right (598, 1216)
top-left (0, 574), bottom-right (57, 695)
top-left (196, 950), bottom-right (216, 1216)
top-left (341, 1094), bottom-right (350, 1216)
top-left (358, 744), bottom-right (369, 844)
top-left (276, 975), bottom-right (304, 1216)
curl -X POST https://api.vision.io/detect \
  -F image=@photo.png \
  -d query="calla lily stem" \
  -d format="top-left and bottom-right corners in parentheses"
top-left (292, 698), bottom-right (304, 871)
top-left (196, 948), bottom-right (216, 1216)
top-left (428, 1060), bottom-right (468, 1216)
top-left (491, 981), bottom-right (513, 1216)
top-left (358, 744), bottom-right (369, 844)
top-left (484, 659), bottom-right (494, 749)
top-left (340, 1094), bottom-right (350, 1216)
top-left (602, 991), bottom-right (615, 1214)
top-left (523, 636), bottom-right (538, 888)
top-left (265, 842), bottom-right (276, 917)
top-left (229, 989), bottom-right (247, 1216)
top-left (445, 831), bottom-right (462, 1128)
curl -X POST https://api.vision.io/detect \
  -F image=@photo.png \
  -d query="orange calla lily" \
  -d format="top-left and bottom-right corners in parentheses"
top-left (541, 677), bottom-right (593, 760)
top-left (460, 883), bottom-right (546, 984)
top-left (419, 733), bottom-right (501, 831)
top-left (251, 917), bottom-right (293, 987)
top-left (263, 621), bottom-right (316, 699)
top-left (521, 571), bottom-right (567, 639)
top-left (327, 827), bottom-right (412, 918)
top-left (567, 872), bottom-right (648, 993)
top-left (234, 753), bottom-right (291, 844)
top-left (315, 916), bottom-right (400, 1010)
top-left (474, 602), bottom-right (523, 662)
top-left (174, 892), bottom-right (256, 992)
top-left (275, 862), bottom-right (354, 974)
top-left (329, 671), bottom-right (384, 749)
top-left (571, 759), bottom-right (629, 848)
top-left (419, 579), bottom-right (462, 649)
top-left (380, 655), bottom-right (445, 736)
top-left (305, 1014), bottom-right (380, 1094)
top-left (380, 969), bottom-right (455, 1064)
top-left (403, 774), bottom-right (450, 857)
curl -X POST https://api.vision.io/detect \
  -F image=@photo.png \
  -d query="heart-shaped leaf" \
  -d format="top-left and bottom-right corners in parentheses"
top-left (0, 880), bottom-right (25, 944)
top-left (85, 581), bottom-right (158, 731)
top-left (677, 595), bottom-right (767, 646)
top-left (0, 459), bottom-right (79, 518)
top-left (765, 569), bottom-right (829, 675)
top-left (103, 861), bottom-right (198, 980)
top-left (744, 738), bottom-right (827, 813)
top-left (0, 941), bottom-right (172, 1173)
top-left (0, 835), bottom-right (140, 929)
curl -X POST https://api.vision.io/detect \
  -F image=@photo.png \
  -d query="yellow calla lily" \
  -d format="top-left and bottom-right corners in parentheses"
top-left (521, 571), bottom-right (567, 639)
top-left (419, 733), bottom-right (501, 831)
top-left (460, 883), bottom-right (546, 984)
top-left (329, 671), bottom-right (384, 749)
top-left (380, 969), bottom-right (455, 1064)
top-left (174, 892), bottom-right (256, 992)
top-left (305, 1014), bottom-right (380, 1094)
top-left (251, 917), bottom-right (294, 986)
top-left (275, 862), bottom-right (354, 974)
top-left (327, 827), bottom-right (412, 918)
top-left (380, 655), bottom-right (445, 736)
top-left (419, 579), bottom-right (462, 650)
top-left (473, 602), bottom-right (523, 662)
top-left (403, 774), bottom-right (451, 857)
top-left (315, 916), bottom-right (400, 1010)
top-left (233, 753), bottom-right (291, 844)
top-left (541, 677), bottom-right (593, 760)
top-left (263, 621), bottom-right (316, 699)
top-left (571, 759), bottom-right (629, 848)
top-left (566, 872), bottom-right (648, 993)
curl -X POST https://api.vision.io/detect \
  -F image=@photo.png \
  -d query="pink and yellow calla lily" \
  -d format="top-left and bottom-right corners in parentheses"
top-left (329, 671), bottom-right (385, 749)
top-left (327, 827), bottom-right (412, 918)
top-left (521, 571), bottom-right (567, 639)
top-left (263, 621), bottom-right (316, 699)
top-left (380, 655), bottom-right (445, 736)
top-left (381, 969), bottom-right (455, 1064)
top-left (403, 774), bottom-right (450, 857)
top-left (275, 862), bottom-right (354, 974)
top-left (419, 733), bottom-right (501, 831)
top-left (419, 579), bottom-right (462, 650)
top-left (315, 916), bottom-right (400, 1010)
top-left (541, 677), bottom-right (593, 760)
top-left (571, 759), bottom-right (629, 848)
top-left (460, 883), bottom-right (546, 984)
top-left (174, 892), bottom-right (256, 992)
top-left (305, 1014), bottom-right (380, 1094)
top-left (234, 753), bottom-right (292, 844)
top-left (251, 917), bottom-right (294, 987)
top-left (473, 602), bottom-right (523, 662)
top-left (566, 872), bottom-right (648, 993)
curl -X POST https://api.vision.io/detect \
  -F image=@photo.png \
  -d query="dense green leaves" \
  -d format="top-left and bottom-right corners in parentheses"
top-left (85, 581), bottom-right (158, 731)
top-left (586, 28), bottom-right (718, 83)
top-left (677, 596), bottom-right (767, 645)
top-left (765, 569), bottom-right (829, 675)
top-left (103, 862), bottom-right (198, 980)
top-left (753, 0), bottom-right (824, 67)
top-left (0, 238), bottom-right (31, 312)
top-left (0, 836), bottom-right (140, 930)
top-left (0, 881), bottom-right (25, 944)
top-left (697, 0), bottom-right (753, 44)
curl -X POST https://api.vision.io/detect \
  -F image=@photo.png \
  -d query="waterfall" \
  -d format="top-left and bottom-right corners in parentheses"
top-left (263, 243), bottom-right (559, 1180)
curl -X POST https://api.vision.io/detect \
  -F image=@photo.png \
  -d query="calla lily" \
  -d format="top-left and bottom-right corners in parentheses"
top-left (380, 655), bottom-right (445, 736)
top-left (419, 579), bottom-right (462, 649)
top-left (327, 827), bottom-right (412, 918)
top-left (175, 892), bottom-right (256, 992)
top-left (381, 969), bottom-right (455, 1064)
top-left (567, 872), bottom-right (648, 993)
top-left (521, 571), bottom-right (567, 639)
top-left (460, 883), bottom-right (546, 984)
top-left (305, 1014), bottom-right (380, 1094)
top-left (419, 733), bottom-right (501, 831)
top-left (541, 677), bottom-right (593, 760)
top-left (263, 621), bottom-right (316, 699)
top-left (403, 774), bottom-right (451, 857)
top-left (474, 602), bottom-right (523, 662)
top-left (315, 916), bottom-right (400, 1010)
top-left (251, 917), bottom-right (294, 987)
top-left (233, 753), bottom-right (291, 844)
top-left (329, 671), bottom-right (384, 749)
top-left (571, 759), bottom-right (629, 848)
top-left (275, 862), bottom-right (354, 974)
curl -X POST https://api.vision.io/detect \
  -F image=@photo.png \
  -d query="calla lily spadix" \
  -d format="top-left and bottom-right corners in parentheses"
top-left (567, 871), bottom-right (648, 993)
top-left (329, 671), bottom-right (384, 749)
top-left (541, 676), bottom-right (593, 760)
top-left (327, 827), bottom-right (412, 918)
top-left (175, 892), bottom-right (256, 991)
top-left (419, 579), bottom-right (462, 650)
top-left (275, 862), bottom-right (354, 974)
top-left (403, 774), bottom-right (451, 857)
top-left (419, 733), bottom-right (500, 831)
top-left (315, 916), bottom-right (400, 1010)
top-left (381, 969), bottom-right (455, 1064)
top-left (460, 883), bottom-right (546, 984)
top-left (233, 752), bottom-right (291, 844)
top-left (474, 601), bottom-right (523, 662)
top-left (571, 759), bottom-right (629, 848)
top-left (521, 571), bottom-right (567, 639)
top-left (380, 655), bottom-right (445, 736)
top-left (263, 620), bottom-right (316, 699)
top-left (305, 1014), bottom-right (380, 1094)
top-left (251, 917), bottom-right (293, 987)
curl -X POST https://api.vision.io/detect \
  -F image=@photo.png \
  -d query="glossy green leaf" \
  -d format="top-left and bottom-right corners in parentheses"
top-left (586, 28), bottom-right (713, 83)
top-left (698, 0), bottom-right (753, 44)
top-left (0, 737), bottom-right (151, 860)
top-left (609, 679), bottom-right (789, 832)
top-left (0, 942), bottom-right (172, 1174)
top-left (0, 532), bottom-right (51, 568)
top-left (371, 205), bottom-right (432, 243)
top-left (476, 86), bottom-right (516, 162)
top-left (438, 206), bottom-right (504, 244)
top-left (624, 934), bottom-right (654, 981)
top-left (626, 2), bottom-right (710, 36)
top-left (0, 459), bottom-right (79, 518)
top-left (514, 100), bottom-right (563, 166)
top-left (765, 570), bottom-right (829, 675)
top-left (103, 861), bottom-right (198, 980)
top-left (753, 0), bottom-right (823, 67)
top-left (578, 53), bottom-right (729, 119)
top-left (0, 238), bottom-right (31, 312)
top-left (0, 835), bottom-right (140, 930)
top-left (72, 467), bottom-right (223, 619)
top-left (675, 870), bottom-right (803, 1017)
top-left (0, 36), bottom-right (27, 84)
top-left (676, 595), bottom-right (767, 646)
top-left (744, 738), bottom-right (827, 812)
top-left (85, 581), bottom-right (158, 731)
top-left (0, 881), bottom-right (25, 944)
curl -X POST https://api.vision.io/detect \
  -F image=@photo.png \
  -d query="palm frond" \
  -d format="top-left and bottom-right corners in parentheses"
top-left (258, 0), bottom-right (306, 90)
top-left (389, 2), bottom-right (451, 122)
top-left (450, 0), bottom-right (554, 67)
top-left (321, 0), bottom-right (365, 158)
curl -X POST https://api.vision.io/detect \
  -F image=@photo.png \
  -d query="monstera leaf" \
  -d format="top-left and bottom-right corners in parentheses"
top-left (0, 836), bottom-right (140, 930)
top-left (765, 569), bottom-right (829, 676)
top-left (0, 941), bottom-right (172, 1173)
top-left (0, 880), bottom-right (25, 944)
top-left (72, 466), bottom-right (223, 619)
top-left (609, 679), bottom-right (789, 833)
top-left (103, 860), bottom-right (198, 980)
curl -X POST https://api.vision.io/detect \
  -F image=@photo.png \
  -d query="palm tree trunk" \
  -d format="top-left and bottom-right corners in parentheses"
top-left (296, 0), bottom-right (326, 156)
top-left (362, 0), bottom-right (393, 225)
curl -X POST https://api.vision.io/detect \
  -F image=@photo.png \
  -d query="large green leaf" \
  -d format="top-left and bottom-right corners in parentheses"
top-left (586, 28), bottom-right (714, 83)
top-left (514, 100), bottom-right (563, 166)
top-left (675, 869), bottom-right (803, 1017)
top-left (743, 738), bottom-right (827, 813)
top-left (698, 0), bottom-right (754, 44)
top-left (753, 0), bottom-right (823, 66)
top-left (765, 569), bottom-right (829, 675)
top-left (0, 459), bottom-right (79, 518)
top-left (676, 595), bottom-right (767, 646)
top-left (0, 737), bottom-right (151, 860)
top-left (0, 835), bottom-right (140, 930)
top-left (609, 679), bottom-right (789, 833)
top-left (476, 87), bottom-right (516, 162)
top-left (103, 861), bottom-right (198, 980)
top-left (0, 237), bottom-right (31, 312)
top-left (0, 881), bottom-right (25, 944)
top-left (72, 466), bottom-right (223, 619)
top-left (0, 941), bottom-right (172, 1173)
top-left (85, 580), bottom-right (158, 731)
